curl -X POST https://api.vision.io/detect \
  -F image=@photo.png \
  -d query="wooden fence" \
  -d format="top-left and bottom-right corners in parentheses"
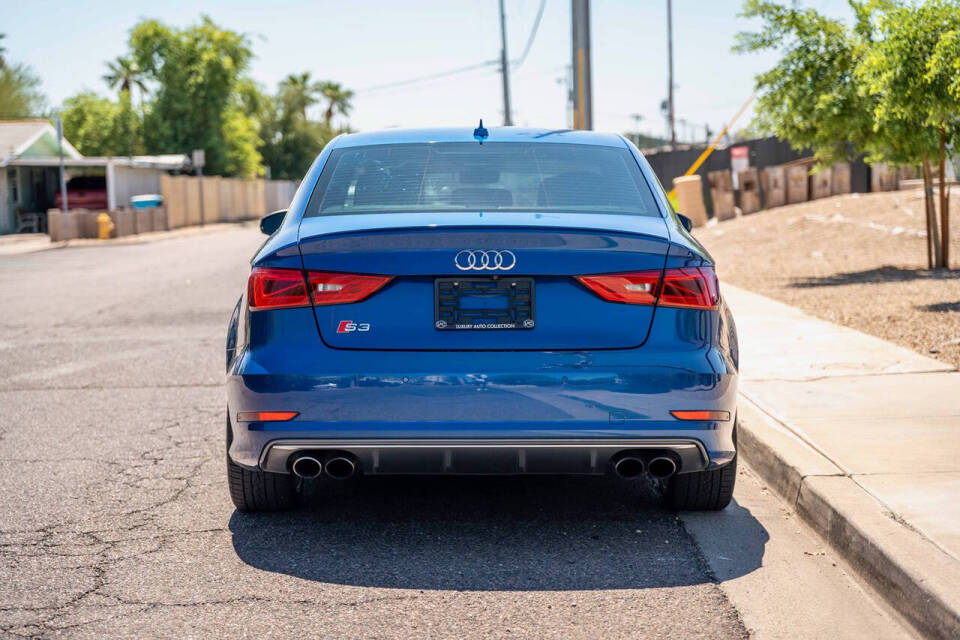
top-left (160, 175), bottom-right (297, 229)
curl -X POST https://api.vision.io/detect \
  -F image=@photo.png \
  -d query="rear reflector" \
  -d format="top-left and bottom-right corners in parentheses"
top-left (237, 411), bottom-right (299, 422)
top-left (248, 268), bottom-right (391, 310)
top-left (670, 410), bottom-right (730, 421)
top-left (576, 266), bottom-right (719, 309)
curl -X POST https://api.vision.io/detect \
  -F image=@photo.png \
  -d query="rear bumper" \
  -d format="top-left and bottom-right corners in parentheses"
top-left (227, 304), bottom-right (739, 475)
top-left (259, 437), bottom-right (710, 475)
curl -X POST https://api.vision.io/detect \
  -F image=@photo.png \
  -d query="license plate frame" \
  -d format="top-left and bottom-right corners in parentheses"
top-left (434, 277), bottom-right (535, 330)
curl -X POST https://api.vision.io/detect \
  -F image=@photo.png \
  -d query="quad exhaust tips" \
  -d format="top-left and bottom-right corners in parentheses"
top-left (324, 456), bottom-right (357, 480)
top-left (647, 456), bottom-right (677, 480)
top-left (291, 455), bottom-right (322, 479)
top-left (613, 456), bottom-right (646, 479)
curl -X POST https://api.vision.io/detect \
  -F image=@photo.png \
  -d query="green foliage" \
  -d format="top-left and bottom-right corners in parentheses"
top-left (60, 91), bottom-right (142, 156)
top-left (102, 56), bottom-right (146, 96)
top-left (50, 18), bottom-right (353, 178)
top-left (857, 0), bottom-right (960, 164)
top-left (258, 74), bottom-right (338, 180)
top-left (318, 81), bottom-right (353, 128)
top-left (734, 0), bottom-right (873, 165)
top-left (0, 63), bottom-right (45, 119)
top-left (130, 15), bottom-right (255, 175)
top-left (0, 33), bottom-right (46, 118)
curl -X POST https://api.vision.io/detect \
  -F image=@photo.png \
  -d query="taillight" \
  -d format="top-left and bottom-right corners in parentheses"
top-left (574, 271), bottom-right (660, 305)
top-left (248, 268), bottom-right (310, 310)
top-left (306, 271), bottom-right (392, 306)
top-left (577, 266), bottom-right (719, 310)
top-left (248, 268), bottom-right (391, 310)
top-left (659, 267), bottom-right (719, 309)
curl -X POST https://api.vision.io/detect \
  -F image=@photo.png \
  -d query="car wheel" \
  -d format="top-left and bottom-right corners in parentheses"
top-left (226, 415), bottom-right (298, 512)
top-left (666, 421), bottom-right (737, 511)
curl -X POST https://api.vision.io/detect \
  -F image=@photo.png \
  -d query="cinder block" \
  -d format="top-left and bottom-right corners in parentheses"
top-left (672, 175), bottom-right (708, 227)
top-left (738, 168), bottom-right (761, 214)
top-left (871, 163), bottom-right (898, 192)
top-left (152, 207), bottom-right (169, 232)
top-left (831, 163), bottom-right (851, 195)
top-left (712, 189), bottom-right (736, 220)
top-left (112, 209), bottom-right (135, 237)
top-left (762, 166), bottom-right (786, 208)
top-left (787, 165), bottom-right (809, 204)
top-left (811, 167), bottom-right (833, 199)
top-left (707, 169), bottom-right (733, 193)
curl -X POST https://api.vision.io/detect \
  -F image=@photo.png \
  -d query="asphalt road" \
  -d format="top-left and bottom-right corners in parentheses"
top-left (0, 224), bottom-right (914, 639)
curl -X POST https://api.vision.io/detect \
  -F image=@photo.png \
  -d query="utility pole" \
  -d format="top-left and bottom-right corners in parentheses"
top-left (55, 115), bottom-right (69, 243)
top-left (498, 0), bottom-right (513, 126)
top-left (571, 0), bottom-right (593, 129)
top-left (666, 0), bottom-right (676, 147)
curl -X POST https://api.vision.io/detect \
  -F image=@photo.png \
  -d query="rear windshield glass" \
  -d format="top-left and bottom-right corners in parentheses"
top-left (304, 142), bottom-right (660, 217)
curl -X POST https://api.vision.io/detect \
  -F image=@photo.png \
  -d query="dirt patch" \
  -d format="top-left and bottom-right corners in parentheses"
top-left (695, 188), bottom-right (960, 369)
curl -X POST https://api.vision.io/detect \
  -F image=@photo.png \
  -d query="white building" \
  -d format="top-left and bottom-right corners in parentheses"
top-left (0, 120), bottom-right (189, 234)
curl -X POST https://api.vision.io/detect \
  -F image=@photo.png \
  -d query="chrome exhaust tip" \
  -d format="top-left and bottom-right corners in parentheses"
top-left (324, 456), bottom-right (356, 480)
top-left (648, 456), bottom-right (677, 479)
top-left (613, 456), bottom-right (646, 479)
top-left (291, 455), bottom-right (322, 479)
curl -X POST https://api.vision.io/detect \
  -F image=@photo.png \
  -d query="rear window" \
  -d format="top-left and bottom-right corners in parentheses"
top-left (304, 142), bottom-right (660, 217)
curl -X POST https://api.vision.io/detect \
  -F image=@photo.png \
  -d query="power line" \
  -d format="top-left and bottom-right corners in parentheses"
top-left (355, 0), bottom-right (547, 98)
top-left (356, 60), bottom-right (499, 95)
top-left (512, 0), bottom-right (547, 69)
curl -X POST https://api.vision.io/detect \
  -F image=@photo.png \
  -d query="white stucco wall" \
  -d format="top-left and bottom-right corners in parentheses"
top-left (112, 165), bottom-right (163, 210)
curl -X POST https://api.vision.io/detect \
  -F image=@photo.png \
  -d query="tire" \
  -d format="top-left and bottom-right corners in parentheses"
top-left (226, 415), bottom-right (298, 512)
top-left (666, 423), bottom-right (738, 511)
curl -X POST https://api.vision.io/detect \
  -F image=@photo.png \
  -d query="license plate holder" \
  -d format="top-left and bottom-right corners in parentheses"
top-left (434, 277), bottom-right (535, 330)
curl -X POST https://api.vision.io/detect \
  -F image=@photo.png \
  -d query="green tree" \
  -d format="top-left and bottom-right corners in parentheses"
top-left (737, 0), bottom-right (960, 269)
top-left (734, 0), bottom-right (874, 166)
top-left (129, 16), bottom-right (254, 175)
top-left (0, 34), bottom-right (46, 118)
top-left (60, 92), bottom-right (121, 156)
top-left (278, 72), bottom-right (320, 121)
top-left (857, 0), bottom-right (960, 268)
top-left (0, 64), bottom-right (45, 119)
top-left (60, 91), bottom-right (143, 157)
top-left (102, 55), bottom-right (146, 96)
top-left (319, 81), bottom-right (353, 128)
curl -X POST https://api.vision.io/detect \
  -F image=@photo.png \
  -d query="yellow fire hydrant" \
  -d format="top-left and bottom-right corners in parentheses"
top-left (97, 213), bottom-right (115, 240)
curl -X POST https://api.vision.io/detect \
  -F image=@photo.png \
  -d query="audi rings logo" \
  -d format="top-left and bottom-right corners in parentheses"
top-left (454, 249), bottom-right (517, 271)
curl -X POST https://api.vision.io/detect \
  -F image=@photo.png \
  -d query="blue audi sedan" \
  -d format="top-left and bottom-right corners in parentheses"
top-left (225, 126), bottom-right (739, 512)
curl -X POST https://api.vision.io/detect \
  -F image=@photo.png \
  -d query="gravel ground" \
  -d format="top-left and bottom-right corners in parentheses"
top-left (696, 187), bottom-right (960, 369)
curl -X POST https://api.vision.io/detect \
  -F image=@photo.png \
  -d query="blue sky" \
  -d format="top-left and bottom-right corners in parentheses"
top-left (2, 0), bottom-right (849, 140)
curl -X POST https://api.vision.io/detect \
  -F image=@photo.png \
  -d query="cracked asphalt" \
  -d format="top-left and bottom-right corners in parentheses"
top-left (0, 223), bottom-right (912, 639)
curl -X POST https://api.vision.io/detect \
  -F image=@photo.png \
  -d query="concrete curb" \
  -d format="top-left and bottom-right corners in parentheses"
top-left (738, 398), bottom-right (960, 640)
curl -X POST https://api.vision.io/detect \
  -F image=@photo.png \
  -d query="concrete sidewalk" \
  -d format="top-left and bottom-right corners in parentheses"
top-left (726, 284), bottom-right (960, 639)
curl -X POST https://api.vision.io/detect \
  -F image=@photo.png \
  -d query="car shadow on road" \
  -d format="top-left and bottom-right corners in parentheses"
top-left (229, 474), bottom-right (767, 591)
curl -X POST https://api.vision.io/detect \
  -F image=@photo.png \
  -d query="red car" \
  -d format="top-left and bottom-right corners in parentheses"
top-left (55, 176), bottom-right (108, 210)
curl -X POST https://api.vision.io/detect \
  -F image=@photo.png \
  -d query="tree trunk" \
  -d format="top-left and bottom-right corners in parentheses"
top-left (939, 127), bottom-right (950, 269)
top-left (922, 155), bottom-right (942, 269)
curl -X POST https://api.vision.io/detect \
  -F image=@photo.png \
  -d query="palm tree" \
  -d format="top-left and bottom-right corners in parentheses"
top-left (103, 56), bottom-right (145, 96)
top-left (103, 56), bottom-right (146, 157)
top-left (0, 33), bottom-right (7, 70)
top-left (319, 81), bottom-right (353, 128)
top-left (278, 72), bottom-right (319, 121)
